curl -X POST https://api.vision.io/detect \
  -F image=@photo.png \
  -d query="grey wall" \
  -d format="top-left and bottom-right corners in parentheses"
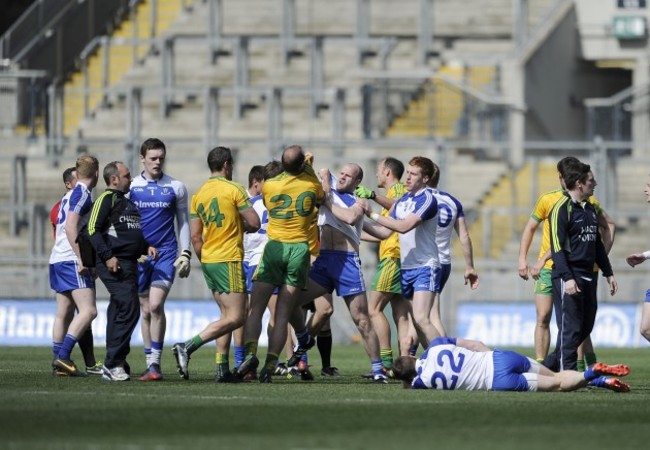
top-left (525, 8), bottom-right (631, 140)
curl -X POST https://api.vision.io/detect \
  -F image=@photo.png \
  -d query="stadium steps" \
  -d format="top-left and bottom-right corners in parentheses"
top-left (386, 65), bottom-right (497, 138)
top-left (454, 160), bottom-right (559, 260)
top-left (63, 0), bottom-right (184, 136)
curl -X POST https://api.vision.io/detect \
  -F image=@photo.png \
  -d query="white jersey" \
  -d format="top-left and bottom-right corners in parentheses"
top-left (49, 181), bottom-right (93, 264)
top-left (412, 342), bottom-right (494, 391)
top-left (317, 189), bottom-right (363, 245)
top-left (432, 189), bottom-right (464, 265)
top-left (244, 193), bottom-right (268, 265)
top-left (390, 187), bottom-right (439, 269)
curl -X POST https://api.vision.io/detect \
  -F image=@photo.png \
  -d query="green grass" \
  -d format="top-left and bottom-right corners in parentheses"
top-left (1, 345), bottom-right (649, 450)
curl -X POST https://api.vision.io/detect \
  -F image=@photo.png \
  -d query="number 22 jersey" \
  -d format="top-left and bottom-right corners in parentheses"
top-left (412, 340), bottom-right (494, 390)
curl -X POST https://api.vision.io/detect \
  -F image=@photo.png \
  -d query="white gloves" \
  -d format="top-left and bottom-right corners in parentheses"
top-left (173, 250), bottom-right (192, 278)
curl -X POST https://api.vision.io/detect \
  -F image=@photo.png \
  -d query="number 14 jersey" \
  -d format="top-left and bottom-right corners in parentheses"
top-left (190, 176), bottom-right (252, 263)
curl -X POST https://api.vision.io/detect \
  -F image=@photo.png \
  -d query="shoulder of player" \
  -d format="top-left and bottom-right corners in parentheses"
top-left (538, 188), bottom-right (563, 202)
top-left (387, 182), bottom-right (406, 198)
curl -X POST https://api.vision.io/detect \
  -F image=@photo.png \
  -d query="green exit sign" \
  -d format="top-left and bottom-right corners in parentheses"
top-left (613, 16), bottom-right (647, 39)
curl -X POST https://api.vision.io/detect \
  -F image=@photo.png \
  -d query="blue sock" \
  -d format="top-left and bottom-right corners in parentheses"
top-left (58, 334), bottom-right (78, 360)
top-left (583, 366), bottom-right (598, 381)
top-left (151, 341), bottom-right (163, 366)
top-left (409, 344), bottom-right (419, 357)
top-left (295, 328), bottom-right (310, 347)
top-left (371, 359), bottom-right (384, 376)
top-left (234, 345), bottom-right (245, 369)
top-left (52, 342), bottom-right (62, 360)
top-left (300, 352), bottom-right (308, 364)
top-left (589, 376), bottom-right (609, 388)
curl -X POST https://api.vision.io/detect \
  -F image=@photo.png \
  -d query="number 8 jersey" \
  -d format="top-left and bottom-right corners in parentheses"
top-left (412, 340), bottom-right (495, 390)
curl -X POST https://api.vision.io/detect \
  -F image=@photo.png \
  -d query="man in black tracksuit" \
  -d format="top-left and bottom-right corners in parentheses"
top-left (87, 161), bottom-right (155, 381)
top-left (544, 161), bottom-right (617, 372)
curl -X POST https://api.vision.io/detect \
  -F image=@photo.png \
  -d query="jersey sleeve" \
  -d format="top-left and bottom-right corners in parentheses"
top-left (174, 181), bottom-right (191, 251)
top-left (413, 190), bottom-right (438, 220)
top-left (549, 197), bottom-right (573, 281)
top-left (87, 192), bottom-right (114, 262)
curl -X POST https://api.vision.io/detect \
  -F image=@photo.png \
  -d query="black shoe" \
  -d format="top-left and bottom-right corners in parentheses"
top-left (373, 374), bottom-right (389, 384)
top-left (216, 371), bottom-right (243, 383)
top-left (259, 368), bottom-right (272, 383)
top-left (235, 355), bottom-right (259, 379)
top-left (321, 366), bottom-right (341, 377)
top-left (273, 363), bottom-right (289, 376)
top-left (54, 358), bottom-right (88, 377)
top-left (298, 361), bottom-right (314, 381)
top-left (286, 336), bottom-right (316, 367)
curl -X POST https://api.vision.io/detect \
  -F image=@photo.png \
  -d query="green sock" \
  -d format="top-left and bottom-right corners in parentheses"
top-left (215, 352), bottom-right (229, 378)
top-left (535, 358), bottom-right (544, 363)
top-left (184, 335), bottom-right (205, 355)
top-left (244, 340), bottom-right (258, 358)
top-left (380, 348), bottom-right (394, 369)
top-left (584, 352), bottom-right (597, 367)
top-left (576, 359), bottom-right (586, 372)
top-left (263, 353), bottom-right (279, 373)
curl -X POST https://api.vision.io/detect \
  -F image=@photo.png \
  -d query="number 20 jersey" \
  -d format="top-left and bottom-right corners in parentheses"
top-left (262, 169), bottom-right (324, 243)
top-left (190, 176), bottom-right (251, 263)
top-left (413, 343), bottom-right (494, 390)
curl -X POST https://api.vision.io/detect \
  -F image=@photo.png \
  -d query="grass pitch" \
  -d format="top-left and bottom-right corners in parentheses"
top-left (1, 345), bottom-right (649, 450)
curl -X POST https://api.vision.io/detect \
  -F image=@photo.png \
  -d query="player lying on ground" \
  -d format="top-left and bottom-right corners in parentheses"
top-left (391, 337), bottom-right (630, 392)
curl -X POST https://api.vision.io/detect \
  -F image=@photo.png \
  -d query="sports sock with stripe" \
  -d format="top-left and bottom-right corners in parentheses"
top-left (58, 334), bottom-right (78, 360)
top-left (151, 341), bottom-right (163, 366)
top-left (380, 348), bottom-right (394, 369)
top-left (184, 335), bottom-right (205, 355)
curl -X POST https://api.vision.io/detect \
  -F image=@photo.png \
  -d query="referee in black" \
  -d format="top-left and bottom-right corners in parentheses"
top-left (88, 161), bottom-right (156, 381)
top-left (544, 160), bottom-right (617, 372)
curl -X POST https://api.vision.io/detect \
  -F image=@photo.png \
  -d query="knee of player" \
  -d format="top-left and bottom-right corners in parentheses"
top-left (412, 312), bottom-right (432, 330)
top-left (352, 314), bottom-right (372, 334)
top-left (640, 324), bottom-right (650, 341)
top-left (316, 302), bottom-right (334, 318)
top-left (79, 306), bottom-right (97, 322)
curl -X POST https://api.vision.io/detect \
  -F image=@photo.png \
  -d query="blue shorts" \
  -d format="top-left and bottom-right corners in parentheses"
top-left (401, 265), bottom-right (438, 299)
top-left (433, 263), bottom-right (451, 294)
top-left (244, 262), bottom-right (277, 295)
top-left (309, 250), bottom-right (365, 297)
top-left (138, 247), bottom-right (176, 294)
top-left (491, 349), bottom-right (531, 392)
top-left (49, 261), bottom-right (95, 293)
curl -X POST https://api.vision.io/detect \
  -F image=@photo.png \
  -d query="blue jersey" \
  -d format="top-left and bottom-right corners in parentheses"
top-left (130, 172), bottom-right (190, 252)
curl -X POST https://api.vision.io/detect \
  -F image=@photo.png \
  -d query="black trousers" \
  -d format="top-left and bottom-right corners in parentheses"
top-left (543, 274), bottom-right (598, 371)
top-left (96, 259), bottom-right (140, 369)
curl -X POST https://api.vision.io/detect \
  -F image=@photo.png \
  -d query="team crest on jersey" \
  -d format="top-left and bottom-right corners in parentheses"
top-left (161, 188), bottom-right (172, 196)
